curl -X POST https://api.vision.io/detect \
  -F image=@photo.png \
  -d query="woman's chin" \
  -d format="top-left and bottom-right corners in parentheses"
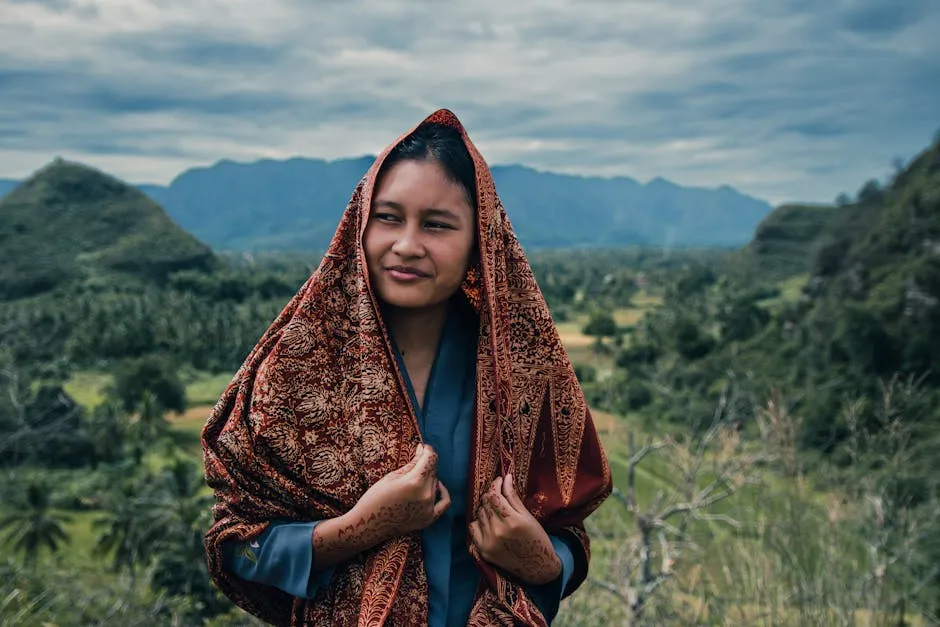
top-left (376, 289), bottom-right (430, 310)
top-left (376, 288), bottom-right (447, 312)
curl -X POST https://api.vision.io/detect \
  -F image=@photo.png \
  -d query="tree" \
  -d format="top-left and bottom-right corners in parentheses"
top-left (109, 354), bottom-right (186, 415)
top-left (857, 178), bottom-right (884, 204)
top-left (574, 363), bottom-right (598, 384)
top-left (93, 480), bottom-right (152, 583)
top-left (0, 350), bottom-right (91, 468)
top-left (0, 478), bottom-right (71, 567)
top-left (583, 311), bottom-right (619, 339)
top-left (588, 392), bottom-right (765, 623)
top-left (718, 296), bottom-right (770, 343)
top-left (673, 318), bottom-right (714, 361)
top-left (147, 459), bottom-right (228, 618)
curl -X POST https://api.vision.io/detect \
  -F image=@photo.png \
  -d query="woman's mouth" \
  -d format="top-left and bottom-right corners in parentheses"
top-left (386, 266), bottom-right (429, 281)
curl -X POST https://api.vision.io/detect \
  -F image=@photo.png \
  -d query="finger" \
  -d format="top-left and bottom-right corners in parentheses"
top-left (432, 482), bottom-right (451, 521)
top-left (404, 444), bottom-right (430, 477)
top-left (502, 473), bottom-right (528, 512)
top-left (478, 503), bottom-right (494, 537)
top-left (481, 491), bottom-right (502, 518)
top-left (435, 479), bottom-right (447, 501)
top-left (414, 445), bottom-right (439, 480)
top-left (468, 520), bottom-right (483, 550)
top-left (490, 476), bottom-right (502, 494)
top-left (485, 489), bottom-right (514, 520)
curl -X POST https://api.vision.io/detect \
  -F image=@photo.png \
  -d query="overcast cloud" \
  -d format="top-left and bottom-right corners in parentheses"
top-left (1, 0), bottom-right (938, 204)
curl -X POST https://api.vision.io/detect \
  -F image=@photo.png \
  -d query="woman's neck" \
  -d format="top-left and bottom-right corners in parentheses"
top-left (384, 301), bottom-right (449, 358)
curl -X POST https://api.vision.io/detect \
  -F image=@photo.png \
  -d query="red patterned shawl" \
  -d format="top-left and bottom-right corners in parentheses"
top-left (202, 109), bottom-right (613, 626)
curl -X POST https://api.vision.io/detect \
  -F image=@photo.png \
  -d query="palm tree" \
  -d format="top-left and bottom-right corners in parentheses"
top-left (146, 459), bottom-right (219, 610)
top-left (0, 478), bottom-right (71, 567)
top-left (93, 481), bottom-right (150, 583)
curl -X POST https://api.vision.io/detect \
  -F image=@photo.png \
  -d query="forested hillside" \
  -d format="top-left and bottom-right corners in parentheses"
top-left (0, 159), bottom-right (216, 300)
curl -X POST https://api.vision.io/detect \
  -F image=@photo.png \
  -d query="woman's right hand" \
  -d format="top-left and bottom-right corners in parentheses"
top-left (352, 443), bottom-right (451, 539)
top-left (311, 444), bottom-right (450, 569)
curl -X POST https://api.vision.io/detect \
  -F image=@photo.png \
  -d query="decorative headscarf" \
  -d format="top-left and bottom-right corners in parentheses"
top-left (202, 109), bottom-right (612, 626)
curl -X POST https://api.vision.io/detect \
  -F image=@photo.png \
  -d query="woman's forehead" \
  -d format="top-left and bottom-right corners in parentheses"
top-left (374, 161), bottom-right (473, 210)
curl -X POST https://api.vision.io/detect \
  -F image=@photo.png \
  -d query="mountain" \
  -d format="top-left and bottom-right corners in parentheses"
top-left (141, 156), bottom-right (378, 252)
top-left (136, 157), bottom-right (772, 252)
top-left (0, 159), bottom-right (216, 300)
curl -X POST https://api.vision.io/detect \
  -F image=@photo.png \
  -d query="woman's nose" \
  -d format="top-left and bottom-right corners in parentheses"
top-left (391, 226), bottom-right (424, 257)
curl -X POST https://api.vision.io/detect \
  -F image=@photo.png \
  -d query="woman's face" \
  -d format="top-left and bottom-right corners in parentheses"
top-left (364, 158), bottom-right (475, 312)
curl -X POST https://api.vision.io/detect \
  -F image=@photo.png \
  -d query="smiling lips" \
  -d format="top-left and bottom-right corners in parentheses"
top-left (386, 265), bottom-right (430, 281)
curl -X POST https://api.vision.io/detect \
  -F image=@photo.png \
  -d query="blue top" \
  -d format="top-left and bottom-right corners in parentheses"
top-left (223, 300), bottom-right (576, 625)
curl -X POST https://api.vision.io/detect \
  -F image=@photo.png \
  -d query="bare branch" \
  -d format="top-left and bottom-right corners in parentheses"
top-left (588, 576), bottom-right (631, 607)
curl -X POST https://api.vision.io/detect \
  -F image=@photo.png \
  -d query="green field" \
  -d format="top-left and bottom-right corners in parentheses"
top-left (556, 295), bottom-right (662, 380)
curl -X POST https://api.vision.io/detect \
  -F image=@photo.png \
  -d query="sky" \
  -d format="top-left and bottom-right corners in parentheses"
top-left (1, 0), bottom-right (938, 205)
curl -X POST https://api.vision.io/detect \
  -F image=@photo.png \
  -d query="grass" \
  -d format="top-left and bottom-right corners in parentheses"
top-left (0, 507), bottom-right (102, 572)
top-left (57, 510), bottom-right (101, 567)
top-left (63, 371), bottom-right (111, 409)
top-left (757, 273), bottom-right (809, 312)
top-left (556, 296), bottom-right (662, 380)
top-left (183, 371), bottom-right (235, 407)
top-left (556, 306), bottom-right (933, 626)
top-left (167, 405), bottom-right (214, 456)
top-left (66, 368), bottom-right (233, 413)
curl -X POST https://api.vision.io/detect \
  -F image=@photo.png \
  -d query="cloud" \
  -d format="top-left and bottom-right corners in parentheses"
top-left (0, 0), bottom-right (937, 204)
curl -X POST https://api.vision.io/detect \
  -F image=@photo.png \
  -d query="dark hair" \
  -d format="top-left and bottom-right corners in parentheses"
top-left (380, 122), bottom-right (477, 210)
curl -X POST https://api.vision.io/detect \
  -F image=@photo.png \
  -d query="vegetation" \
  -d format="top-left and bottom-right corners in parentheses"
top-left (1, 131), bottom-right (938, 625)
top-left (0, 159), bottom-right (216, 300)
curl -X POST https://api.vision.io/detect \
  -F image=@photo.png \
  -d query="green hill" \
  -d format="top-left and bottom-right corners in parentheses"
top-left (734, 177), bottom-right (910, 284)
top-left (0, 159), bottom-right (216, 301)
top-left (746, 136), bottom-right (940, 438)
top-left (737, 203), bottom-right (846, 280)
top-left (801, 139), bottom-right (940, 383)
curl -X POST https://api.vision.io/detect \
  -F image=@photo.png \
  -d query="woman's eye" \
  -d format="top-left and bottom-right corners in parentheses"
top-left (374, 213), bottom-right (399, 222)
top-left (426, 222), bottom-right (451, 230)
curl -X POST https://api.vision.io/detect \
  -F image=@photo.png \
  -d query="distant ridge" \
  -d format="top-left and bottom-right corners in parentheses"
top-left (0, 159), bottom-right (216, 300)
top-left (135, 156), bottom-right (773, 252)
top-left (0, 156), bottom-right (774, 252)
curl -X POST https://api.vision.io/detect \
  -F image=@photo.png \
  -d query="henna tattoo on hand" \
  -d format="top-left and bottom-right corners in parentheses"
top-left (312, 501), bottom-right (443, 569)
top-left (311, 446), bottom-right (449, 570)
top-left (497, 536), bottom-right (562, 584)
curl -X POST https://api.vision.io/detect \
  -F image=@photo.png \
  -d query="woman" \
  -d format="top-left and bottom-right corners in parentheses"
top-left (202, 109), bottom-right (612, 626)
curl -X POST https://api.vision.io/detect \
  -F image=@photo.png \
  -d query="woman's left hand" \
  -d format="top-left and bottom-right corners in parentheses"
top-left (469, 473), bottom-right (562, 585)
